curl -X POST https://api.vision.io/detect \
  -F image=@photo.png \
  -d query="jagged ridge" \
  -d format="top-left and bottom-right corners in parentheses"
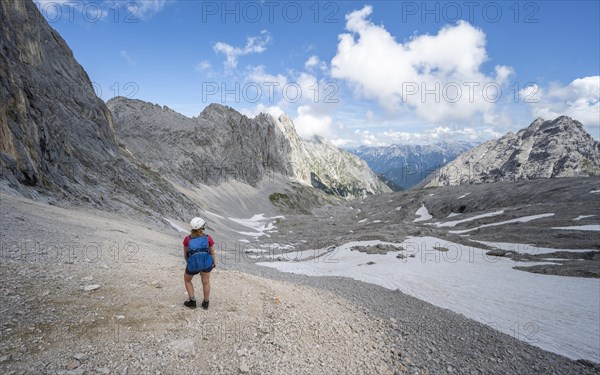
top-left (107, 97), bottom-right (390, 198)
top-left (424, 116), bottom-right (600, 187)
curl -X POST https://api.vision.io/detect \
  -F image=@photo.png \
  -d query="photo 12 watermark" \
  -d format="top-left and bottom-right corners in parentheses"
top-left (400, 81), bottom-right (540, 104)
top-left (92, 81), bottom-right (140, 100)
top-left (201, 81), bottom-right (339, 104)
top-left (400, 1), bottom-right (540, 24)
top-left (0, 240), bottom-right (141, 265)
top-left (35, 1), bottom-right (143, 24)
top-left (200, 1), bottom-right (340, 24)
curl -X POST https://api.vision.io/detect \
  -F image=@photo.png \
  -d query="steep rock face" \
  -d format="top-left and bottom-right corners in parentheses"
top-left (302, 136), bottom-right (391, 197)
top-left (0, 0), bottom-right (195, 219)
top-left (352, 141), bottom-right (475, 190)
top-left (108, 97), bottom-right (390, 198)
top-left (108, 98), bottom-right (294, 187)
top-left (424, 116), bottom-right (600, 187)
top-left (0, 0), bottom-right (118, 189)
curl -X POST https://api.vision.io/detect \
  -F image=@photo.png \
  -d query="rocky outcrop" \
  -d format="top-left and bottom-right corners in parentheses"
top-left (302, 136), bottom-right (390, 197)
top-left (424, 116), bottom-right (600, 187)
top-left (0, 0), bottom-right (118, 189)
top-left (0, 0), bottom-right (196, 220)
top-left (108, 97), bottom-right (390, 198)
top-left (352, 141), bottom-right (475, 190)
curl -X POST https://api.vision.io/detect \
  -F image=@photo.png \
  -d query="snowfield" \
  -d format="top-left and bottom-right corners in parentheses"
top-left (258, 237), bottom-right (600, 362)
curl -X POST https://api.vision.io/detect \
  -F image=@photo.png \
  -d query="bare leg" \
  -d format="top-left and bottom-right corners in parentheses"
top-left (184, 272), bottom-right (195, 299)
top-left (200, 272), bottom-right (211, 301)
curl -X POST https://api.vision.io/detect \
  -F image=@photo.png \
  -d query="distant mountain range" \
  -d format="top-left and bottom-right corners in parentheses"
top-left (423, 116), bottom-right (600, 187)
top-left (351, 141), bottom-right (477, 190)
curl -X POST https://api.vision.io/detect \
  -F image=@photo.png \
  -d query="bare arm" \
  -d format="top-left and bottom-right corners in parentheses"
top-left (209, 245), bottom-right (216, 267)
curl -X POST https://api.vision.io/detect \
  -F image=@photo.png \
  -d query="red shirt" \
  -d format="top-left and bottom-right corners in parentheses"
top-left (183, 234), bottom-right (214, 248)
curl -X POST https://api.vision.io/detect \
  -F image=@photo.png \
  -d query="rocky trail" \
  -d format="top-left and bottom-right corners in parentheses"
top-left (0, 193), bottom-right (403, 375)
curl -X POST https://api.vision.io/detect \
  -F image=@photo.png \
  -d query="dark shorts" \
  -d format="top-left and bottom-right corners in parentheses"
top-left (185, 266), bottom-right (212, 276)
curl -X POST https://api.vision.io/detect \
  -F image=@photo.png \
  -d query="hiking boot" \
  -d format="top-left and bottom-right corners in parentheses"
top-left (184, 299), bottom-right (196, 309)
top-left (201, 300), bottom-right (209, 310)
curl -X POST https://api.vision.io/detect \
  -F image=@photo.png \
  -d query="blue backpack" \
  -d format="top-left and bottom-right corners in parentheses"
top-left (186, 235), bottom-right (213, 273)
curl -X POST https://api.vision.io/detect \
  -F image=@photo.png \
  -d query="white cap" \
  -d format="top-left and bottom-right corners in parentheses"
top-left (190, 217), bottom-right (206, 230)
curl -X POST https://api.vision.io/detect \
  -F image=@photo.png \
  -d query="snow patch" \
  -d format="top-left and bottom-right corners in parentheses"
top-left (552, 225), bottom-right (600, 232)
top-left (573, 215), bottom-right (595, 221)
top-left (474, 241), bottom-right (596, 255)
top-left (449, 213), bottom-right (555, 234)
top-left (457, 192), bottom-right (471, 199)
top-left (413, 205), bottom-right (432, 222)
top-left (250, 245), bottom-right (333, 262)
top-left (228, 214), bottom-right (284, 237)
top-left (163, 218), bottom-right (188, 234)
top-left (430, 210), bottom-right (504, 228)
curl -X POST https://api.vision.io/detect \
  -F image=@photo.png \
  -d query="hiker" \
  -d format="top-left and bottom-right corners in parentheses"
top-left (183, 217), bottom-right (216, 309)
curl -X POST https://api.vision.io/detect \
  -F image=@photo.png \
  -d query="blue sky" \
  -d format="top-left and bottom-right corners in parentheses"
top-left (35, 0), bottom-right (599, 146)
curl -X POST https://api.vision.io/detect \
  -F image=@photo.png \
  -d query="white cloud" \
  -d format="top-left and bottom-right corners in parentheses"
top-left (133, 0), bottom-right (169, 19)
top-left (382, 127), bottom-right (501, 144)
top-left (305, 55), bottom-right (320, 69)
top-left (120, 50), bottom-right (135, 66)
top-left (293, 105), bottom-right (334, 139)
top-left (522, 76), bottom-right (600, 134)
top-left (348, 125), bottom-right (501, 146)
top-left (195, 60), bottom-right (212, 71)
top-left (246, 65), bottom-right (288, 88)
top-left (353, 129), bottom-right (381, 146)
top-left (240, 104), bottom-right (286, 119)
top-left (330, 138), bottom-right (353, 147)
top-left (494, 65), bottom-right (514, 85)
top-left (304, 55), bottom-right (328, 72)
top-left (331, 6), bottom-right (513, 124)
top-left (214, 30), bottom-right (272, 70)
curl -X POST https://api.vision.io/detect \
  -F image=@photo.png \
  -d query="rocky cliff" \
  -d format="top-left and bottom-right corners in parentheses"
top-left (424, 116), bottom-right (600, 187)
top-left (108, 97), bottom-right (390, 198)
top-left (0, 0), bottom-right (196, 220)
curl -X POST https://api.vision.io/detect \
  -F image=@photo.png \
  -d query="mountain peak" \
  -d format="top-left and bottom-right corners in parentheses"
top-left (202, 102), bottom-right (234, 113)
top-left (425, 116), bottom-right (600, 187)
top-left (108, 100), bottom-right (390, 197)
